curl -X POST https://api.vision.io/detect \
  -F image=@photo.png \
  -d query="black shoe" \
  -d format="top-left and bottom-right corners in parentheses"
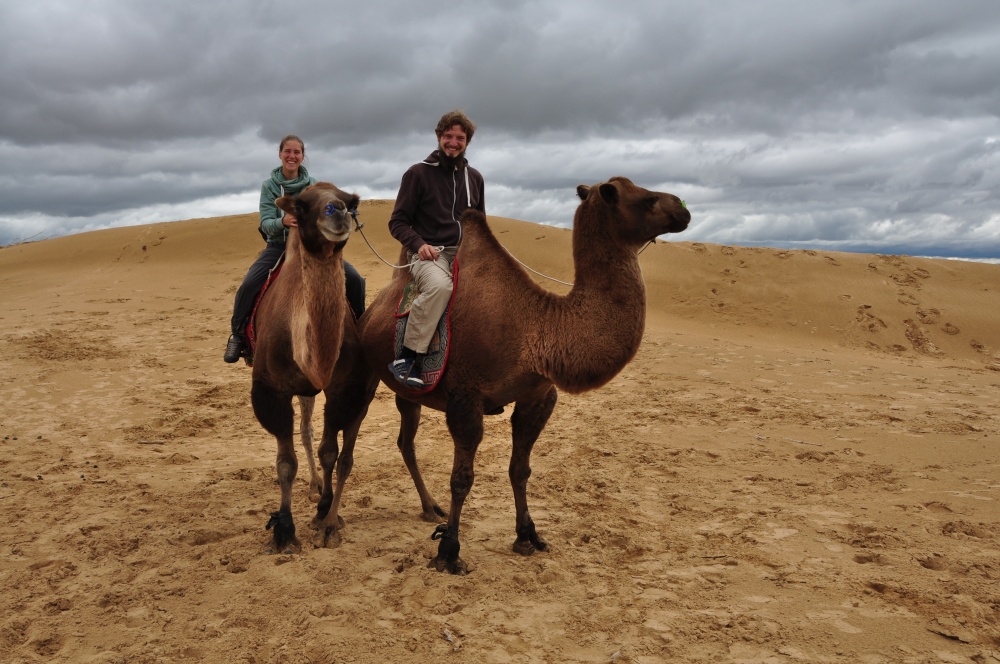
top-left (389, 357), bottom-right (425, 389)
top-left (224, 334), bottom-right (245, 363)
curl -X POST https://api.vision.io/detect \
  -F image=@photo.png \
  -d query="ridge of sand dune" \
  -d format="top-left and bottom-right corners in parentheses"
top-left (1, 201), bottom-right (998, 662)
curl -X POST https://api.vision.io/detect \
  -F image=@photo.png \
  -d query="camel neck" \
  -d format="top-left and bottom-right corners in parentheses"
top-left (531, 243), bottom-right (646, 394)
top-left (283, 232), bottom-right (348, 389)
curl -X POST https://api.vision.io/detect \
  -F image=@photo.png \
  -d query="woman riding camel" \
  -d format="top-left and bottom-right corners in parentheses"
top-left (224, 135), bottom-right (366, 363)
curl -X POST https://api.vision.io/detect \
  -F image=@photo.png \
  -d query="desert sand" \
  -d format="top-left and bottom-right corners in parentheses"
top-left (1, 198), bottom-right (998, 663)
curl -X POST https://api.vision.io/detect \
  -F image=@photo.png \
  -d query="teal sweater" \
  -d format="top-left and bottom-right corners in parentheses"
top-left (258, 166), bottom-right (316, 244)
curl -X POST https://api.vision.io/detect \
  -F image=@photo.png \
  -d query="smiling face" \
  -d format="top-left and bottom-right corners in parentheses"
top-left (438, 124), bottom-right (468, 159)
top-left (279, 139), bottom-right (305, 179)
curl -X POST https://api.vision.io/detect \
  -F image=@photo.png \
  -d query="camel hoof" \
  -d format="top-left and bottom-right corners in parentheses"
top-left (513, 535), bottom-right (549, 556)
top-left (266, 511), bottom-right (297, 553)
top-left (310, 512), bottom-right (343, 528)
top-left (314, 525), bottom-right (343, 549)
top-left (265, 539), bottom-right (301, 555)
top-left (512, 540), bottom-right (537, 556)
top-left (428, 555), bottom-right (468, 575)
top-left (420, 504), bottom-right (447, 522)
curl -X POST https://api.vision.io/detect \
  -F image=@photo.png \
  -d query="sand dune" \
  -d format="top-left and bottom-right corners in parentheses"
top-left (1, 200), bottom-right (998, 662)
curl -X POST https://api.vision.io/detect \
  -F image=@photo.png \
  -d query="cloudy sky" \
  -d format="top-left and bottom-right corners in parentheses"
top-left (2, 1), bottom-right (999, 259)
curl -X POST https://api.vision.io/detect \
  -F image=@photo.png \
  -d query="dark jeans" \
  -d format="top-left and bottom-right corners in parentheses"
top-left (230, 243), bottom-right (366, 335)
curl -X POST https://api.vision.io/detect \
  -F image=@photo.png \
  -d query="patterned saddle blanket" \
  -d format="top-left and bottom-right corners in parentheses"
top-left (243, 255), bottom-right (285, 367)
top-left (393, 257), bottom-right (459, 392)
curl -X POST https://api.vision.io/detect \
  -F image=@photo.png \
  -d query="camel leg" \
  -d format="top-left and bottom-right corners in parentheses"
top-left (297, 395), bottom-right (323, 503)
top-left (396, 396), bottom-right (446, 521)
top-left (313, 373), bottom-right (377, 547)
top-left (313, 416), bottom-right (340, 538)
top-left (510, 386), bottom-right (558, 556)
top-left (251, 383), bottom-right (299, 553)
top-left (313, 419), bottom-right (360, 548)
top-left (429, 392), bottom-right (484, 575)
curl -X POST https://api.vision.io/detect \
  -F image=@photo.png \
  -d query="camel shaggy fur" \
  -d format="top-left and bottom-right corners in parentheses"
top-left (357, 176), bottom-right (691, 573)
top-left (250, 183), bottom-right (376, 552)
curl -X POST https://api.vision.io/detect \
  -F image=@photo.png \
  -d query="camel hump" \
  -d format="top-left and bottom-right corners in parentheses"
top-left (460, 209), bottom-right (487, 226)
top-left (457, 208), bottom-right (502, 251)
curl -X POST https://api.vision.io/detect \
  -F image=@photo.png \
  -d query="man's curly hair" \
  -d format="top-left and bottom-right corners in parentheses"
top-left (435, 110), bottom-right (476, 143)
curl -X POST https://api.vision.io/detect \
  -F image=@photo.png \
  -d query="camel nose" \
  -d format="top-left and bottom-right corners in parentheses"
top-left (672, 203), bottom-right (691, 231)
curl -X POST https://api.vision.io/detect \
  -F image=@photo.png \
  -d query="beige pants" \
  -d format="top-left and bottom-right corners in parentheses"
top-left (403, 247), bottom-right (456, 354)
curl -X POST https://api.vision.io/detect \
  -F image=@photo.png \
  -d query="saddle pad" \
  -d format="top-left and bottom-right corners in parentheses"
top-left (243, 254), bottom-right (285, 367)
top-left (393, 257), bottom-right (459, 392)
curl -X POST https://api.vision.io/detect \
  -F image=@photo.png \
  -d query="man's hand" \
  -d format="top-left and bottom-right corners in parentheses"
top-left (417, 244), bottom-right (439, 261)
top-left (282, 214), bottom-right (298, 228)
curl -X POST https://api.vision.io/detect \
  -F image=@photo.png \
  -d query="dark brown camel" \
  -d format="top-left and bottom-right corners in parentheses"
top-left (250, 182), bottom-right (377, 553)
top-left (357, 176), bottom-right (691, 573)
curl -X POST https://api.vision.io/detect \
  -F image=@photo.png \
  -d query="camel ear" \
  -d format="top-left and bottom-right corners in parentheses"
top-left (598, 182), bottom-right (619, 206)
top-left (275, 196), bottom-right (295, 215)
top-left (576, 185), bottom-right (590, 200)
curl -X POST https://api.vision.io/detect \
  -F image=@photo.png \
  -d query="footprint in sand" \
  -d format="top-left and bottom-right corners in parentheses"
top-left (904, 319), bottom-right (943, 356)
top-left (855, 305), bottom-right (887, 332)
top-left (891, 272), bottom-right (920, 288)
top-left (917, 553), bottom-right (947, 571)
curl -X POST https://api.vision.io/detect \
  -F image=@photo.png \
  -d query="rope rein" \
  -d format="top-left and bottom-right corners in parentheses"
top-left (350, 210), bottom-right (423, 269)
top-left (350, 209), bottom-right (654, 288)
top-left (497, 245), bottom-right (574, 287)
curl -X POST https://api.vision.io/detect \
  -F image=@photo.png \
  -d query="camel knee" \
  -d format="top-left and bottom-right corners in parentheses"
top-left (318, 447), bottom-right (338, 470)
top-left (450, 468), bottom-right (475, 500)
top-left (276, 458), bottom-right (298, 485)
top-left (335, 452), bottom-right (354, 478)
top-left (509, 464), bottom-right (531, 489)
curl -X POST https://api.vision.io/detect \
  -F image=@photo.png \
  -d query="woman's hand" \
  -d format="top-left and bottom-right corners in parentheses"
top-left (282, 214), bottom-right (298, 228)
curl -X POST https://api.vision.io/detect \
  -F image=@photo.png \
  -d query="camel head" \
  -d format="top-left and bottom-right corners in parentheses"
top-left (276, 182), bottom-right (360, 254)
top-left (575, 176), bottom-right (690, 246)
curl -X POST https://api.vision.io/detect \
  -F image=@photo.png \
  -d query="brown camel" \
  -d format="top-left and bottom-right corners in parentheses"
top-left (250, 182), bottom-right (377, 553)
top-left (357, 176), bottom-right (691, 573)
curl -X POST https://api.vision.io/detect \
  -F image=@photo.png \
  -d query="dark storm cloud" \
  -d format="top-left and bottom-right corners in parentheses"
top-left (1, 0), bottom-right (999, 258)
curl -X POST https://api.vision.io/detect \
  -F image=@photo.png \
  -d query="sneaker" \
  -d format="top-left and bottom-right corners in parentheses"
top-left (389, 357), bottom-right (425, 389)
top-left (224, 334), bottom-right (245, 363)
